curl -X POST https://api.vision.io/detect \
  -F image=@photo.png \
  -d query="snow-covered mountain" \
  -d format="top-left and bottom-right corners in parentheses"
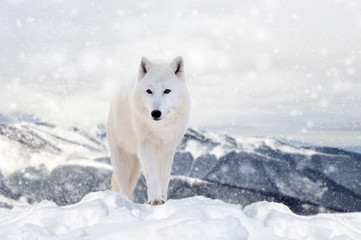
top-left (170, 129), bottom-right (361, 214)
top-left (0, 120), bottom-right (360, 215)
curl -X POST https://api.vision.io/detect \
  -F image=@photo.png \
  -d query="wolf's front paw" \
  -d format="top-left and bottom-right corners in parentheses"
top-left (148, 195), bottom-right (166, 205)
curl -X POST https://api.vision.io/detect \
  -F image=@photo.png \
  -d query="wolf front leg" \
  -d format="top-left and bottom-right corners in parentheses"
top-left (138, 142), bottom-right (165, 205)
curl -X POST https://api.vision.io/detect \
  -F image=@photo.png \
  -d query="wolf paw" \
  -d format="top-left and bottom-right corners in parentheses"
top-left (148, 196), bottom-right (166, 205)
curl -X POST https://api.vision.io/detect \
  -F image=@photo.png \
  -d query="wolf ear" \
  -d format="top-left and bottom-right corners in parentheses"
top-left (138, 57), bottom-right (152, 80)
top-left (171, 56), bottom-right (184, 80)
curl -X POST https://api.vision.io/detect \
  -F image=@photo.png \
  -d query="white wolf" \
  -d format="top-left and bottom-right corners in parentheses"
top-left (107, 56), bottom-right (191, 205)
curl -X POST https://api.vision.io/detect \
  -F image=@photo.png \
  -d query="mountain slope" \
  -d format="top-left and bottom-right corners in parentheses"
top-left (0, 121), bottom-right (360, 214)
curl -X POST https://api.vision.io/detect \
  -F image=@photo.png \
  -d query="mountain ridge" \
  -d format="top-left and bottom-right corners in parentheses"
top-left (0, 119), bottom-right (360, 215)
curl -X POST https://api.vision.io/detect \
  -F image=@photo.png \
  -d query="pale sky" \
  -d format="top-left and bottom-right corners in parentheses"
top-left (1, 0), bottom-right (360, 147)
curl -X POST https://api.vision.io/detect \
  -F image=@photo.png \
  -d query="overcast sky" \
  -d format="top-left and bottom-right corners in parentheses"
top-left (1, 0), bottom-right (360, 147)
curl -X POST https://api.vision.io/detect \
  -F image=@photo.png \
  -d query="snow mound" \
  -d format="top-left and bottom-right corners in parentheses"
top-left (0, 191), bottom-right (360, 240)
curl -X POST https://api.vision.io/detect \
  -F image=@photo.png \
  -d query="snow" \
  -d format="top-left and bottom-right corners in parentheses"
top-left (1, 0), bottom-right (361, 238)
top-left (0, 191), bottom-right (360, 240)
top-left (180, 129), bottom-right (319, 161)
top-left (0, 123), bottom-right (107, 175)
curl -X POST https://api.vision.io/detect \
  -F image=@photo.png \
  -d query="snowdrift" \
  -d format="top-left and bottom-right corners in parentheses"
top-left (0, 191), bottom-right (360, 240)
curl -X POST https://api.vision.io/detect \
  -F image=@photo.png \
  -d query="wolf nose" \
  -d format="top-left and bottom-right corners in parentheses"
top-left (151, 110), bottom-right (162, 120)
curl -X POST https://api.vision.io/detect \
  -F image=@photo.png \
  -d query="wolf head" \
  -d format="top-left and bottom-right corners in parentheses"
top-left (132, 56), bottom-right (190, 122)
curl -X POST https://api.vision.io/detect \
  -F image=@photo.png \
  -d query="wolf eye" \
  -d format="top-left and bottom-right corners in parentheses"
top-left (146, 89), bottom-right (152, 94)
top-left (164, 89), bottom-right (171, 94)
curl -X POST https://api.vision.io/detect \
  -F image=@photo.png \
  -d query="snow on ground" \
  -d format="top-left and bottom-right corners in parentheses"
top-left (0, 191), bottom-right (360, 240)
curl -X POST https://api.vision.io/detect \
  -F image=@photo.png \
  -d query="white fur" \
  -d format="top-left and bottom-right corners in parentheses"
top-left (107, 56), bottom-right (191, 205)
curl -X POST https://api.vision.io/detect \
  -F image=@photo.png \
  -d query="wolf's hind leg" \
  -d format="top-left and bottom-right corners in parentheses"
top-left (127, 158), bottom-right (141, 197)
top-left (111, 174), bottom-right (120, 192)
top-left (111, 148), bottom-right (138, 198)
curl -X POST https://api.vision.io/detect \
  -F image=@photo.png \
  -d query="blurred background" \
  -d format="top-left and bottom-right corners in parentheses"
top-left (1, 0), bottom-right (360, 149)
